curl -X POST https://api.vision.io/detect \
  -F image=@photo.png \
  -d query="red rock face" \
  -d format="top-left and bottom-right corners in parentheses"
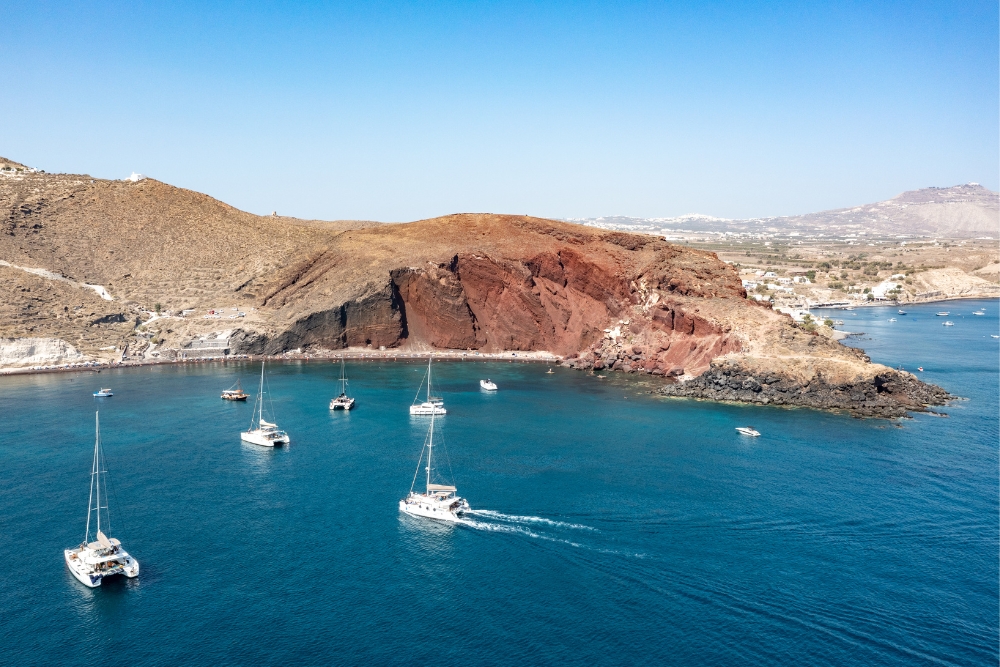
top-left (385, 246), bottom-right (741, 376)
top-left (388, 250), bottom-right (622, 355)
top-left (259, 222), bottom-right (748, 377)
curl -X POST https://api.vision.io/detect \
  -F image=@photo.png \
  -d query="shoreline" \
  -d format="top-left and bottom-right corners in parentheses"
top-left (804, 291), bottom-right (999, 311)
top-left (0, 348), bottom-right (564, 377)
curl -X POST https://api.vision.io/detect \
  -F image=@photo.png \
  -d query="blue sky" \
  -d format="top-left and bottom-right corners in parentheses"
top-left (2, 1), bottom-right (996, 221)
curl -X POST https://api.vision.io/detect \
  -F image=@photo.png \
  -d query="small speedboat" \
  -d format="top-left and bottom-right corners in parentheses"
top-left (480, 379), bottom-right (498, 391)
top-left (936, 312), bottom-right (950, 316)
top-left (898, 309), bottom-right (907, 315)
top-left (546, 368), bottom-right (554, 374)
top-left (917, 367), bottom-right (924, 372)
top-left (943, 321), bottom-right (954, 326)
top-left (735, 427), bottom-right (760, 437)
top-left (888, 318), bottom-right (897, 322)
top-left (992, 335), bottom-right (1000, 339)
top-left (93, 388), bottom-right (113, 397)
top-left (973, 310), bottom-right (985, 316)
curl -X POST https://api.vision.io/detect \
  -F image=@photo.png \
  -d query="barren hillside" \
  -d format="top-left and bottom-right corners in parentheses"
top-left (0, 158), bottom-right (950, 417)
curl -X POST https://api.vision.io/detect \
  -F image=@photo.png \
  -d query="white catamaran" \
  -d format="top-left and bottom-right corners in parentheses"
top-left (329, 356), bottom-right (356, 410)
top-left (410, 357), bottom-right (446, 415)
top-left (64, 412), bottom-right (139, 588)
top-left (241, 361), bottom-right (290, 447)
top-left (399, 412), bottom-right (469, 522)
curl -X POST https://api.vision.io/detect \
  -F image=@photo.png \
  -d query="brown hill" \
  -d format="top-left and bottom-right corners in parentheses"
top-left (0, 159), bottom-right (949, 417)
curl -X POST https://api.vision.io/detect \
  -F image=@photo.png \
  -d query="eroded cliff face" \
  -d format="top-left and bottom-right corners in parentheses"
top-left (231, 238), bottom-right (748, 380)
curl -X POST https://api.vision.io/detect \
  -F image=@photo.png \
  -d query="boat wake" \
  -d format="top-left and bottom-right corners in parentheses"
top-left (464, 509), bottom-right (597, 531)
top-left (457, 515), bottom-right (647, 558)
top-left (457, 518), bottom-right (584, 548)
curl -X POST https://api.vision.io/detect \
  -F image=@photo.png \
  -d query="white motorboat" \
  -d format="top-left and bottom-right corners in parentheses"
top-left (93, 388), bottom-right (113, 397)
top-left (329, 356), bottom-right (356, 410)
top-left (936, 312), bottom-right (950, 316)
top-left (241, 362), bottom-right (289, 446)
top-left (888, 318), bottom-right (897, 322)
top-left (410, 357), bottom-right (446, 415)
top-left (735, 426), bottom-right (760, 437)
top-left (898, 309), bottom-right (907, 315)
top-left (480, 379), bottom-right (498, 391)
top-left (64, 412), bottom-right (139, 588)
top-left (943, 321), bottom-right (954, 327)
top-left (973, 310), bottom-right (985, 316)
top-left (399, 412), bottom-right (469, 522)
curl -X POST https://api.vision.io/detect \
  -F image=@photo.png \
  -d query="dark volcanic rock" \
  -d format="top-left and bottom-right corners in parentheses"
top-left (659, 361), bottom-right (952, 418)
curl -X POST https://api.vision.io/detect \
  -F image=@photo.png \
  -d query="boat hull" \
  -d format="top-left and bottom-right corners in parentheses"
top-left (410, 403), bottom-right (446, 415)
top-left (398, 499), bottom-right (465, 523)
top-left (64, 549), bottom-right (139, 588)
top-left (240, 431), bottom-right (289, 447)
top-left (330, 398), bottom-right (355, 410)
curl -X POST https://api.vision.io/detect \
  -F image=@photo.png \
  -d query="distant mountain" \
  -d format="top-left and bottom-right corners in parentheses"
top-left (569, 184), bottom-right (999, 238)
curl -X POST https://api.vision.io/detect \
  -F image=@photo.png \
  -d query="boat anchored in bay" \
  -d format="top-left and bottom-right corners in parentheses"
top-left (221, 379), bottom-right (248, 401)
top-left (736, 426), bottom-right (760, 437)
top-left (64, 412), bottom-right (139, 588)
top-left (480, 379), bottom-right (498, 391)
top-left (329, 356), bottom-right (355, 410)
top-left (399, 412), bottom-right (469, 522)
top-left (410, 357), bottom-right (446, 415)
top-left (93, 388), bottom-right (113, 397)
top-left (241, 362), bottom-right (289, 447)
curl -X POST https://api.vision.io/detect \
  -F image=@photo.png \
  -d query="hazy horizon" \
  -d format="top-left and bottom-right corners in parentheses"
top-left (2, 1), bottom-right (996, 222)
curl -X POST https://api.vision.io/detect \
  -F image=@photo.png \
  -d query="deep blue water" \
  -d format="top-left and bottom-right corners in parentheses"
top-left (1, 299), bottom-right (997, 665)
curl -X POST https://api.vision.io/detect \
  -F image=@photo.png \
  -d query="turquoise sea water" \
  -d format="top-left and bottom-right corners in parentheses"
top-left (1, 299), bottom-right (997, 665)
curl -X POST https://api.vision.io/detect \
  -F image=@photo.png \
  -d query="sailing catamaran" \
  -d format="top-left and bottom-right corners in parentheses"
top-left (329, 356), bottom-right (356, 410)
top-left (399, 412), bottom-right (469, 522)
top-left (410, 357), bottom-right (446, 415)
top-left (241, 361), bottom-right (290, 447)
top-left (64, 412), bottom-right (139, 588)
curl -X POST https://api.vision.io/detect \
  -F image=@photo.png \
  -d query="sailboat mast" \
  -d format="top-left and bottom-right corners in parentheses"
top-left (427, 357), bottom-right (432, 402)
top-left (426, 412), bottom-right (434, 494)
top-left (85, 411), bottom-right (97, 542)
top-left (94, 411), bottom-right (101, 536)
top-left (258, 361), bottom-right (265, 426)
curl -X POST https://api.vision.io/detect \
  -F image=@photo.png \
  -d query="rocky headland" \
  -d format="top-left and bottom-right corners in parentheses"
top-left (0, 157), bottom-right (951, 417)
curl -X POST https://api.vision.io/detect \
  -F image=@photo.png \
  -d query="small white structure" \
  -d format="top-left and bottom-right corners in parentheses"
top-left (126, 173), bottom-right (146, 182)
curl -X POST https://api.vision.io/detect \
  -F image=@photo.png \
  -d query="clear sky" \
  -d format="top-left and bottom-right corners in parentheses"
top-left (2, 1), bottom-right (997, 221)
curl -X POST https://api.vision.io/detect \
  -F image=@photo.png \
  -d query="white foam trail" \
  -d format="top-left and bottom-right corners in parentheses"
top-left (458, 519), bottom-right (584, 547)
top-left (465, 509), bottom-right (597, 531)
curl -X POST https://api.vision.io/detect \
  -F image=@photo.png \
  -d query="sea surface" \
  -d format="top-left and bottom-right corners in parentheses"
top-left (1, 299), bottom-right (997, 665)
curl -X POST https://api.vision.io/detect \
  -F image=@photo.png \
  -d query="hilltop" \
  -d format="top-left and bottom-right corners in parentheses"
top-left (570, 183), bottom-right (999, 238)
top-left (0, 157), bottom-right (950, 417)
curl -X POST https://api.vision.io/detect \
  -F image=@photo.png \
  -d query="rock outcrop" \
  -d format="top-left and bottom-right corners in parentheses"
top-left (658, 357), bottom-right (952, 419)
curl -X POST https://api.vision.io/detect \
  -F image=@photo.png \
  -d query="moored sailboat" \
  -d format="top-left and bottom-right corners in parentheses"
top-left (329, 356), bottom-right (356, 410)
top-left (410, 357), bottom-right (446, 415)
top-left (64, 412), bottom-right (139, 588)
top-left (241, 362), bottom-right (289, 446)
top-left (399, 412), bottom-right (469, 522)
